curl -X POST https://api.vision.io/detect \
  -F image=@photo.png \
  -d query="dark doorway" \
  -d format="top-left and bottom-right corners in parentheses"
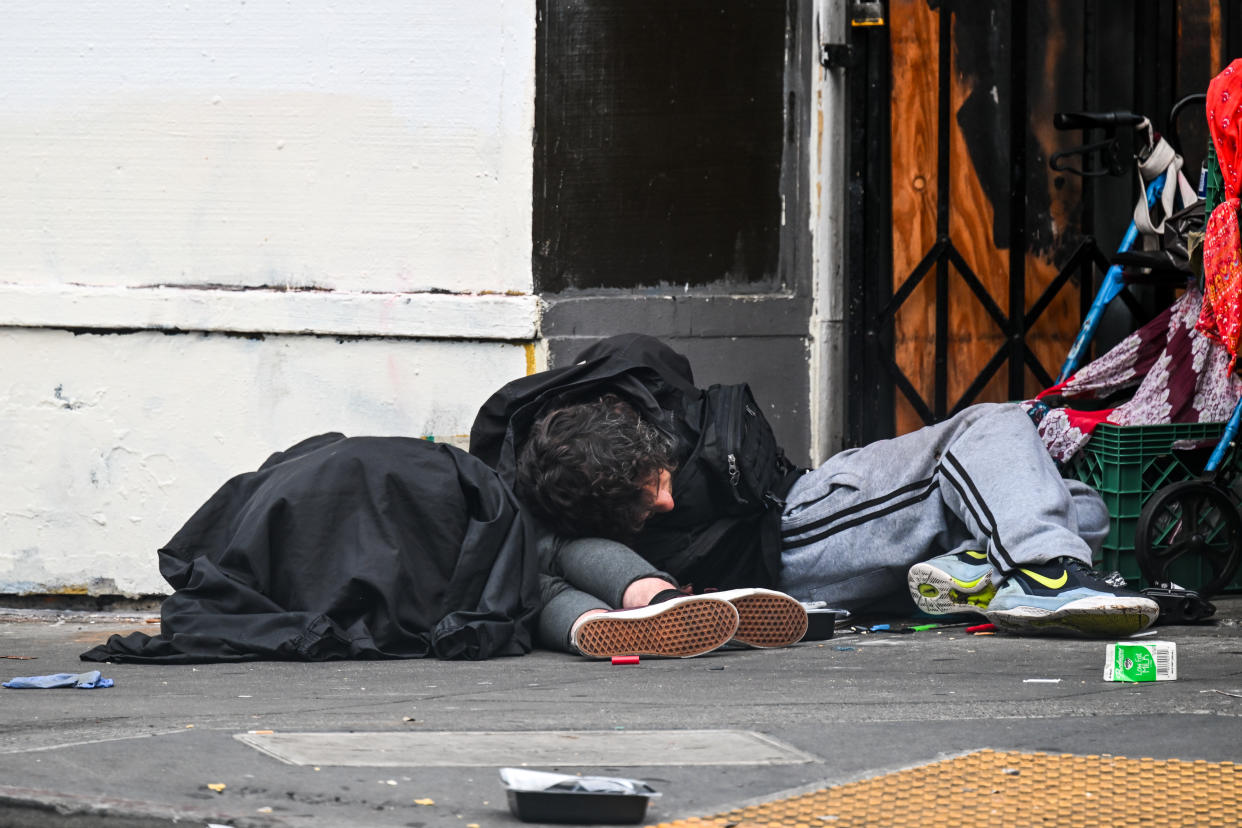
top-left (534, 0), bottom-right (789, 292)
top-left (533, 0), bottom-right (816, 464)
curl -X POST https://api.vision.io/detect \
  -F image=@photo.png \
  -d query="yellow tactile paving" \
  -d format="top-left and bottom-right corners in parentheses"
top-left (650, 749), bottom-right (1241, 828)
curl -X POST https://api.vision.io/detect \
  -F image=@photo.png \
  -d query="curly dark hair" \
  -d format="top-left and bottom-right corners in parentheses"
top-left (516, 394), bottom-right (675, 541)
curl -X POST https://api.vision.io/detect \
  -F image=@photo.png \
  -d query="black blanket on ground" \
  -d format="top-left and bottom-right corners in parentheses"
top-left (81, 433), bottom-right (540, 664)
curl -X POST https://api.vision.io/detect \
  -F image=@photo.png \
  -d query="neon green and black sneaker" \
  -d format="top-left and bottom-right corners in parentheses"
top-left (907, 550), bottom-right (997, 616)
top-left (984, 557), bottom-right (1159, 637)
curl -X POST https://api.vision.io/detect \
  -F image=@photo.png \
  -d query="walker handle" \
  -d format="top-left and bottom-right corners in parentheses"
top-left (1053, 111), bottom-right (1146, 130)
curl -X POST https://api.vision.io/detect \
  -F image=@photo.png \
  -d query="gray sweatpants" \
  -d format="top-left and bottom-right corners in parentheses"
top-left (777, 403), bottom-right (1108, 610)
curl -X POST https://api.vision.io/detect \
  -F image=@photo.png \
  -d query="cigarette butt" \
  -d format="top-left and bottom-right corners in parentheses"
top-left (611, 655), bottom-right (640, 665)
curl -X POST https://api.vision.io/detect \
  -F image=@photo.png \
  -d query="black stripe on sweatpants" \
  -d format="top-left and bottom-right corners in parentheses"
top-left (780, 480), bottom-right (941, 551)
top-left (780, 476), bottom-right (937, 541)
top-left (940, 450), bottom-right (1017, 571)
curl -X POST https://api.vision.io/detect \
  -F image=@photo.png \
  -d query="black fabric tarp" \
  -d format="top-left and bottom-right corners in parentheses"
top-left (81, 433), bottom-right (540, 664)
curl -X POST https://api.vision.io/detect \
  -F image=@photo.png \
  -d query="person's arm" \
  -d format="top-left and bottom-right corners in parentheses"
top-left (543, 532), bottom-right (677, 607)
top-left (535, 531), bottom-right (680, 653)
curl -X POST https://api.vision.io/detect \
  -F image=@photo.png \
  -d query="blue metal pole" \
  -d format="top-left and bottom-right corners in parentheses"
top-left (1205, 394), bottom-right (1242, 473)
top-left (1056, 174), bottom-right (1167, 384)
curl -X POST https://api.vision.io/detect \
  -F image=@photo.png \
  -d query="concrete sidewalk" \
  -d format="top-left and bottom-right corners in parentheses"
top-left (1, 600), bottom-right (1239, 827)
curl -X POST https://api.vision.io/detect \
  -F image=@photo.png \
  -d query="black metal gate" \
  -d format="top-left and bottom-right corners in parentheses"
top-left (845, 0), bottom-right (1238, 446)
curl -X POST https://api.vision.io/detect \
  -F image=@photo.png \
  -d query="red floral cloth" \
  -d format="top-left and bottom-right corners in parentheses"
top-left (1197, 59), bottom-right (1242, 370)
top-left (1023, 287), bottom-right (1242, 462)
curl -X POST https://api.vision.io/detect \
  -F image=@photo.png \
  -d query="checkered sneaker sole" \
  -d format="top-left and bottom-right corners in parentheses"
top-left (726, 591), bottom-right (809, 648)
top-left (572, 597), bottom-right (739, 659)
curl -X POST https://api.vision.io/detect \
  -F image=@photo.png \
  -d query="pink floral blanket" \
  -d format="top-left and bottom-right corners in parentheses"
top-left (1022, 286), bottom-right (1242, 462)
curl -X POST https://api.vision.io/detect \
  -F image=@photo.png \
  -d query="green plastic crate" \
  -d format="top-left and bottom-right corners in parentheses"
top-left (1063, 421), bottom-right (1242, 592)
top-left (1206, 142), bottom-right (1223, 218)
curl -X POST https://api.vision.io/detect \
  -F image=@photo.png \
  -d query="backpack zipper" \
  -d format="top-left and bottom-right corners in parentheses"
top-left (725, 385), bottom-right (748, 504)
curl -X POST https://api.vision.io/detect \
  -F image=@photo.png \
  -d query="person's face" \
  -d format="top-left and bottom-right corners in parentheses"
top-left (640, 469), bottom-right (675, 521)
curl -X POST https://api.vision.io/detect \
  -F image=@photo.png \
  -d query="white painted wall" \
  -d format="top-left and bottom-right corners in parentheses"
top-left (0, 1), bottom-right (539, 596)
top-left (0, 1), bottom-right (534, 293)
top-left (1, 330), bottom-right (534, 595)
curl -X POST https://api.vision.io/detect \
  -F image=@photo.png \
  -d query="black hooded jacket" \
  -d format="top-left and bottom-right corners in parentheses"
top-left (470, 334), bottom-right (800, 590)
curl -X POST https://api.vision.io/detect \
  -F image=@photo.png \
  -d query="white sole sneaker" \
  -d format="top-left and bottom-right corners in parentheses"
top-left (705, 588), bottom-right (809, 648)
top-left (984, 560), bottom-right (1161, 637)
top-left (907, 561), bottom-right (995, 616)
top-left (986, 597), bottom-right (1160, 637)
top-left (906, 551), bottom-right (995, 616)
top-left (570, 595), bottom-right (739, 658)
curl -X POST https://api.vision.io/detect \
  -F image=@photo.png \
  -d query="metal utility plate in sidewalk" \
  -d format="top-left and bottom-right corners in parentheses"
top-left (235, 729), bottom-right (817, 768)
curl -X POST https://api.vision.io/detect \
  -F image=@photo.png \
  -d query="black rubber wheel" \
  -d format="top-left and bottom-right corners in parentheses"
top-left (1135, 480), bottom-right (1242, 597)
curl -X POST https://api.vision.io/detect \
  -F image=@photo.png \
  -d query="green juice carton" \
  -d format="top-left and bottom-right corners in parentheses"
top-left (1103, 641), bottom-right (1177, 682)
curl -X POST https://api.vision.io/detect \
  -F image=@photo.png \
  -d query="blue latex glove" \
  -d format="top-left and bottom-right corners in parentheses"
top-left (3, 670), bottom-right (114, 689)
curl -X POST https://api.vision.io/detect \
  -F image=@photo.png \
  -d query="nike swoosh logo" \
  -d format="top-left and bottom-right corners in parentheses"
top-left (952, 575), bottom-right (988, 589)
top-left (1020, 568), bottom-right (1068, 589)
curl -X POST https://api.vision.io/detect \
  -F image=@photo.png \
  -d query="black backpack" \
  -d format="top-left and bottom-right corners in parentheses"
top-left (636, 383), bottom-right (802, 589)
top-left (697, 383), bottom-right (799, 515)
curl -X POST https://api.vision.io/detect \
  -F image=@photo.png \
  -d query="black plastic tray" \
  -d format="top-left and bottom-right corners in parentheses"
top-left (506, 788), bottom-right (651, 824)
